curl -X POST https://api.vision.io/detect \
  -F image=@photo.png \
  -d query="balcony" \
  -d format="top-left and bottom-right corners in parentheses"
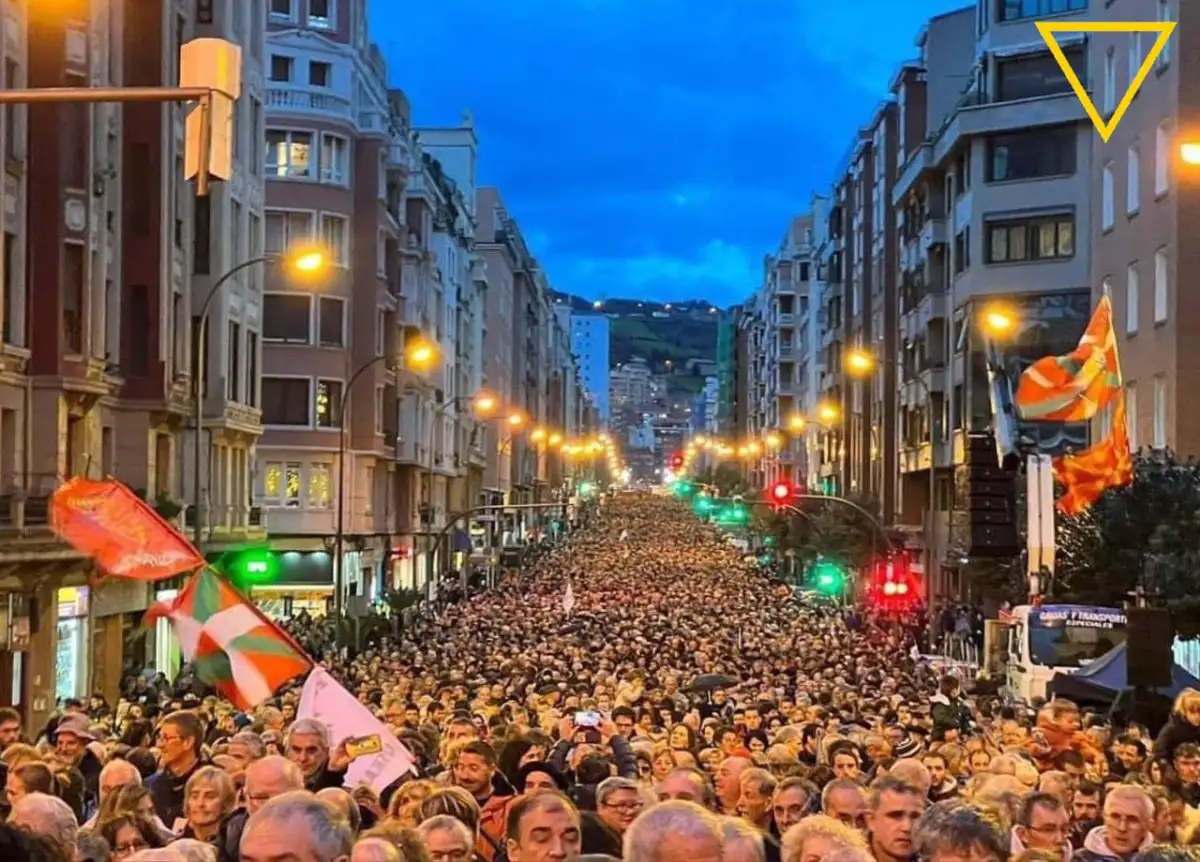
top-left (778, 343), bottom-right (795, 359)
top-left (934, 91), bottom-right (1086, 164)
top-left (916, 289), bottom-right (948, 330)
top-left (894, 142), bottom-right (934, 205)
top-left (266, 86), bottom-right (354, 122)
top-left (776, 311), bottom-right (795, 325)
top-left (920, 218), bottom-right (946, 251)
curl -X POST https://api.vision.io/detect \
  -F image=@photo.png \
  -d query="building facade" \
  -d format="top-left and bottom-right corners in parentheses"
top-left (568, 312), bottom-right (610, 424)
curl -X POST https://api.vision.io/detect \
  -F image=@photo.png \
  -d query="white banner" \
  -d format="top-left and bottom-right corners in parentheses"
top-left (563, 582), bottom-right (576, 615)
top-left (297, 667), bottom-right (418, 794)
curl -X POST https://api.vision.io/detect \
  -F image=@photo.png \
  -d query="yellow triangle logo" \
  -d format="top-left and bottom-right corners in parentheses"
top-left (1036, 21), bottom-right (1176, 143)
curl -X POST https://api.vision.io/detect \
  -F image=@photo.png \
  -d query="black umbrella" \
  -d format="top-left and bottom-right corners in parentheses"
top-left (685, 673), bottom-right (739, 693)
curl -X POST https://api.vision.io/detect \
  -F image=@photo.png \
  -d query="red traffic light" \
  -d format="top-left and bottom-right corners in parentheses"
top-left (770, 481), bottom-right (793, 502)
top-left (671, 453), bottom-right (684, 469)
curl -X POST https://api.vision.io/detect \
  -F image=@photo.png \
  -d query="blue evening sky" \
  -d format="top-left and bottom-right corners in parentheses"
top-left (371, 0), bottom-right (967, 307)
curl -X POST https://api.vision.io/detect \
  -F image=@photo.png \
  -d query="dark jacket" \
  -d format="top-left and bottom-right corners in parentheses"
top-left (147, 757), bottom-right (207, 828)
top-left (304, 762), bottom-right (348, 792)
top-left (580, 813), bottom-right (622, 857)
top-left (1154, 713), bottom-right (1200, 762)
top-left (218, 808), bottom-right (248, 862)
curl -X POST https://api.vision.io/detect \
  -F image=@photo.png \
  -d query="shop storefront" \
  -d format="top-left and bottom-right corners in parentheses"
top-left (249, 550), bottom-right (333, 619)
top-left (55, 587), bottom-right (89, 702)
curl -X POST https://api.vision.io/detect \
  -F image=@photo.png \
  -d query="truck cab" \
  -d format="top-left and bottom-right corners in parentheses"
top-left (998, 604), bottom-right (1127, 701)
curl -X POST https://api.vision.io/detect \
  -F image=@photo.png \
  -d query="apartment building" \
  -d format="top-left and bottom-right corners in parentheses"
top-left (476, 187), bottom-right (518, 507)
top-left (744, 215), bottom-right (818, 487)
top-left (0, 0), bottom-right (264, 725)
top-left (890, 0), bottom-right (1095, 598)
top-left (1088, 0), bottom-right (1194, 455)
top-left (568, 311), bottom-right (611, 424)
top-left (258, 0), bottom-right (417, 605)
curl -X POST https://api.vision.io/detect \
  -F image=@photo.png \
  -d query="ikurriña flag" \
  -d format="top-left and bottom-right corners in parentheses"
top-left (1014, 295), bottom-right (1122, 423)
top-left (145, 568), bottom-right (312, 710)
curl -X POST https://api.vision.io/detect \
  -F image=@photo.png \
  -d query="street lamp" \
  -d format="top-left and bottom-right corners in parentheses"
top-left (980, 302), bottom-right (1019, 340)
top-left (788, 413), bottom-right (807, 432)
top-left (192, 246), bottom-right (329, 547)
top-left (817, 402), bottom-right (840, 423)
top-left (845, 348), bottom-right (938, 598)
top-left (333, 337), bottom-right (437, 641)
top-left (1181, 142), bottom-right (1200, 166)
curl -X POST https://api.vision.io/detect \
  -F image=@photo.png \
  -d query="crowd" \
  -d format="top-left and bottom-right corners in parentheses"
top-left (0, 492), bottom-right (1198, 862)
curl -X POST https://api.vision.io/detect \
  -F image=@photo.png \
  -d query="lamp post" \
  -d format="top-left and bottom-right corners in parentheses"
top-left (845, 348), bottom-right (936, 598)
top-left (421, 391), bottom-right (497, 596)
top-left (332, 337), bottom-right (438, 644)
top-left (192, 248), bottom-right (327, 548)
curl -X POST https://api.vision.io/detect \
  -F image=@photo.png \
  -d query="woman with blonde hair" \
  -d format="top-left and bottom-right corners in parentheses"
top-left (388, 779), bottom-right (438, 828)
top-left (650, 743), bottom-right (679, 783)
top-left (781, 814), bottom-right (869, 862)
top-left (1155, 688), bottom-right (1200, 762)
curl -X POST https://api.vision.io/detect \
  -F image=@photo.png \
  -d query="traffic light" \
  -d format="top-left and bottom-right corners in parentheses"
top-left (694, 493), bottom-right (713, 514)
top-left (768, 480), bottom-right (794, 505)
top-left (671, 453), bottom-right (684, 470)
top-left (578, 481), bottom-right (595, 496)
top-left (870, 554), bottom-right (918, 612)
top-left (810, 558), bottom-right (845, 595)
top-left (220, 547), bottom-right (279, 588)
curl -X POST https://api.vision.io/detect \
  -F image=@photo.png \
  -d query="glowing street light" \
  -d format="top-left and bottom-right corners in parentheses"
top-left (548, 432), bottom-right (563, 447)
top-left (765, 432), bottom-right (782, 450)
top-left (817, 402), bottom-right (840, 423)
top-left (405, 337), bottom-right (439, 371)
top-left (845, 349), bottom-right (876, 376)
top-left (788, 414), bottom-right (807, 432)
top-left (472, 392), bottom-right (498, 415)
top-left (1181, 142), bottom-right (1200, 166)
top-left (530, 426), bottom-right (547, 443)
top-left (507, 412), bottom-right (525, 429)
top-left (981, 302), bottom-right (1019, 339)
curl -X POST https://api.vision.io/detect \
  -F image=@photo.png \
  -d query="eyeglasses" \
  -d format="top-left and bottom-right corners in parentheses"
top-left (602, 801), bottom-right (643, 813)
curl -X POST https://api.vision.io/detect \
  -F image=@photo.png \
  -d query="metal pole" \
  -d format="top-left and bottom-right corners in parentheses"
top-left (191, 256), bottom-right (268, 549)
top-left (0, 85), bottom-right (213, 104)
top-left (333, 355), bottom-right (388, 646)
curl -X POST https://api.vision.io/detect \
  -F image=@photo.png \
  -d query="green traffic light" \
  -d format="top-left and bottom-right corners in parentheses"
top-left (811, 560), bottom-right (845, 594)
top-left (579, 481), bottom-right (595, 495)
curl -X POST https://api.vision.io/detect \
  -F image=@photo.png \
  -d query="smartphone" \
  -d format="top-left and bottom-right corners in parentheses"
top-left (345, 734), bottom-right (383, 759)
top-left (574, 710), bottom-right (601, 728)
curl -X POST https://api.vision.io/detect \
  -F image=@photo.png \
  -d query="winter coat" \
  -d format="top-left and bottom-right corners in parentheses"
top-left (1070, 824), bottom-right (1151, 861)
top-left (1154, 713), bottom-right (1200, 762)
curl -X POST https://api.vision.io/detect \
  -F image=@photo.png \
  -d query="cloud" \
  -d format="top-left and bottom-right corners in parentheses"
top-left (371, 0), bottom-right (966, 305)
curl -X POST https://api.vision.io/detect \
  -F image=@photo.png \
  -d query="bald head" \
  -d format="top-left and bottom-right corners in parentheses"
top-left (244, 755), bottom-right (304, 813)
top-left (352, 838), bottom-right (402, 862)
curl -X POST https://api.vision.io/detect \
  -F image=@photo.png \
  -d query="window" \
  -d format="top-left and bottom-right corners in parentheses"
top-left (248, 212), bottom-right (262, 291)
top-left (1126, 263), bottom-right (1139, 334)
top-left (230, 200), bottom-right (244, 276)
top-left (318, 297), bottom-right (344, 347)
top-left (320, 213), bottom-right (349, 265)
top-left (63, 243), bottom-right (84, 354)
top-left (319, 134), bottom-right (348, 184)
top-left (374, 386), bottom-right (384, 434)
top-left (269, 0), bottom-right (294, 19)
top-left (1154, 247), bottom-right (1169, 323)
top-left (307, 465), bottom-right (330, 509)
top-left (1126, 146), bottom-right (1140, 214)
top-left (315, 379), bottom-right (342, 427)
top-left (227, 321), bottom-right (241, 402)
top-left (265, 130), bottom-right (312, 178)
top-left (364, 465), bottom-right (375, 515)
top-left (1101, 164), bottom-right (1115, 230)
top-left (246, 332), bottom-right (259, 407)
top-left (308, 0), bottom-right (333, 27)
top-left (1103, 48), bottom-right (1116, 115)
top-left (1102, 277), bottom-right (1112, 299)
top-left (1158, 0), bottom-right (1172, 67)
top-left (377, 230), bottom-right (387, 278)
top-left (1129, 32), bottom-right (1144, 85)
top-left (986, 126), bottom-right (1075, 181)
top-left (998, 0), bottom-right (1086, 21)
top-left (1153, 376), bottom-right (1167, 449)
top-left (985, 215), bottom-right (1074, 263)
top-left (261, 377), bottom-right (310, 426)
top-left (249, 100), bottom-right (263, 177)
top-left (2, 231), bottom-right (16, 345)
top-left (309, 61), bottom-right (330, 88)
top-left (265, 210), bottom-right (314, 254)
top-left (1127, 382), bottom-right (1138, 450)
top-left (193, 196), bottom-right (211, 275)
top-left (269, 55), bottom-right (293, 83)
top-left (1155, 121), bottom-right (1170, 196)
top-left (996, 49), bottom-right (1083, 102)
top-left (262, 294), bottom-right (312, 343)
top-left (261, 462), bottom-right (303, 508)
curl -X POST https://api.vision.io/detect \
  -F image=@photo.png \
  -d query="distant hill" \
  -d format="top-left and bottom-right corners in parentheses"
top-left (553, 291), bottom-right (721, 368)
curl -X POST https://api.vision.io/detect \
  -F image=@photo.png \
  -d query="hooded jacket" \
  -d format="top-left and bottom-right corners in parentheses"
top-left (1154, 713), bottom-right (1200, 762)
top-left (1071, 824), bottom-right (1151, 861)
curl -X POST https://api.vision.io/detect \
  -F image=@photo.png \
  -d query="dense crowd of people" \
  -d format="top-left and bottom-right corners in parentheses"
top-left (0, 492), bottom-right (1199, 862)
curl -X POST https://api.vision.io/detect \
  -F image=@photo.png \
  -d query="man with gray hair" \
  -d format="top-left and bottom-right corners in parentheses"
top-left (240, 790), bottom-right (353, 862)
top-left (595, 776), bottom-right (644, 837)
top-left (83, 758), bottom-right (147, 829)
top-left (624, 799), bottom-right (723, 862)
top-left (286, 718), bottom-right (350, 792)
top-left (8, 791), bottom-right (78, 859)
top-left (220, 755), bottom-right (307, 861)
